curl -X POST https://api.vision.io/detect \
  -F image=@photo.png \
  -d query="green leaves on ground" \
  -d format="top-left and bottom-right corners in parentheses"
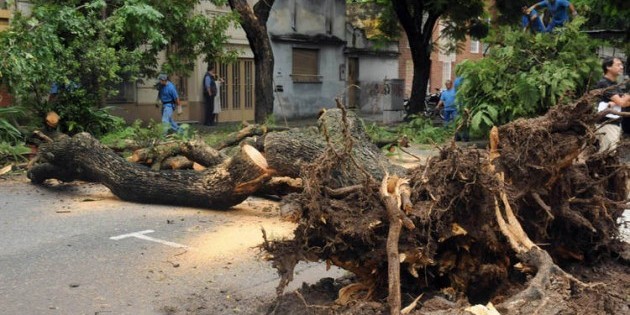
top-left (365, 115), bottom-right (454, 145)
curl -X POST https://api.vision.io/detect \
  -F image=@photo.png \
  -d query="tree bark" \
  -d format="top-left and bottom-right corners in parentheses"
top-left (228, 0), bottom-right (275, 123)
top-left (28, 133), bottom-right (270, 209)
top-left (262, 109), bottom-right (407, 186)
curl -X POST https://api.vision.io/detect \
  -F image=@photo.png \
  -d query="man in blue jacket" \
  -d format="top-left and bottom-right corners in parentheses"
top-left (526, 0), bottom-right (577, 32)
top-left (157, 73), bottom-right (181, 134)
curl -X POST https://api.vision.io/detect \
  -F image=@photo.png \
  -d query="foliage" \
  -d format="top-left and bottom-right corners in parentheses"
top-left (572, 0), bottom-right (630, 55)
top-left (398, 115), bottom-right (454, 144)
top-left (0, 0), bottom-right (235, 135)
top-left (457, 19), bottom-right (600, 134)
top-left (99, 119), bottom-right (193, 148)
top-left (0, 105), bottom-right (29, 166)
top-left (201, 123), bottom-right (242, 147)
top-left (0, 141), bottom-right (30, 165)
top-left (494, 0), bottom-right (629, 55)
top-left (0, 106), bottom-right (25, 144)
top-left (364, 116), bottom-right (454, 145)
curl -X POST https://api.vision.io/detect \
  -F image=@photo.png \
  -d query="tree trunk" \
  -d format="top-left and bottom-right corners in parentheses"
top-left (228, 0), bottom-right (276, 123)
top-left (391, 0), bottom-right (442, 115)
top-left (27, 133), bottom-right (270, 210)
top-left (262, 109), bottom-right (407, 186)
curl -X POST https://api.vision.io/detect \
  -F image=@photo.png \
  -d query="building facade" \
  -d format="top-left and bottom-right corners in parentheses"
top-left (111, 0), bottom-right (349, 124)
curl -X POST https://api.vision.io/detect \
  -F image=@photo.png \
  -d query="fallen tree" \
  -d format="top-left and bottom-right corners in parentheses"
top-left (27, 108), bottom-right (405, 209)
top-left (261, 94), bottom-right (629, 314)
top-left (26, 93), bottom-right (629, 313)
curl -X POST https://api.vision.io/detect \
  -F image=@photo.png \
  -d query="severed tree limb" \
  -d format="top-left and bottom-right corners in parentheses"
top-left (381, 174), bottom-right (403, 315)
top-left (129, 138), bottom-right (226, 169)
top-left (161, 155), bottom-right (194, 170)
top-left (380, 174), bottom-right (417, 315)
top-left (215, 124), bottom-right (290, 150)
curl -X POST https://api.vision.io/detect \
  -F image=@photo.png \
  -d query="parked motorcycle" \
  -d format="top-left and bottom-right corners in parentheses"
top-left (402, 88), bottom-right (445, 121)
top-left (422, 88), bottom-right (445, 120)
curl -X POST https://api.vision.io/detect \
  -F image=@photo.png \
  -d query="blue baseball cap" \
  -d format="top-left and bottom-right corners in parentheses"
top-left (158, 74), bottom-right (168, 81)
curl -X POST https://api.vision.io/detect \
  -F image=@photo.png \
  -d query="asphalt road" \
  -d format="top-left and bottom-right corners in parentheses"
top-left (2, 145), bottom-right (628, 314)
top-left (0, 177), bottom-right (344, 315)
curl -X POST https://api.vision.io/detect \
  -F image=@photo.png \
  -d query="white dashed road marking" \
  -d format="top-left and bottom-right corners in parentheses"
top-left (110, 229), bottom-right (190, 249)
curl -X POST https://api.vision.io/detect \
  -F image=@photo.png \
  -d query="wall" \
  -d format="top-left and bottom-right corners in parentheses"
top-left (268, 0), bottom-right (348, 119)
top-left (357, 57), bottom-right (399, 113)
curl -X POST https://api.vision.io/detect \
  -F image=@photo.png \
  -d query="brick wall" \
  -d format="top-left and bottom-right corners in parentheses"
top-left (430, 35), bottom-right (484, 92)
top-left (398, 34), bottom-right (413, 98)
top-left (398, 24), bottom-right (485, 96)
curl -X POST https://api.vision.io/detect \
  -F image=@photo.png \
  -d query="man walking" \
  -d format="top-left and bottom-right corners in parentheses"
top-left (157, 73), bottom-right (181, 134)
top-left (203, 65), bottom-right (218, 126)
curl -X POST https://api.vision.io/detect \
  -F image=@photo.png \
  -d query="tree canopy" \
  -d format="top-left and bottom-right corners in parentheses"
top-left (0, 0), bottom-right (235, 135)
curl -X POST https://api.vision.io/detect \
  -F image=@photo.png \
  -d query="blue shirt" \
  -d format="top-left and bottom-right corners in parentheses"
top-left (440, 88), bottom-right (456, 110)
top-left (521, 9), bottom-right (545, 33)
top-left (204, 73), bottom-right (214, 90)
top-left (454, 77), bottom-right (463, 90)
top-left (158, 81), bottom-right (179, 105)
top-left (537, 0), bottom-right (570, 24)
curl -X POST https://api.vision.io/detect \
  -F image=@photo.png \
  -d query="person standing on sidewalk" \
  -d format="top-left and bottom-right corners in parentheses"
top-left (157, 73), bottom-right (181, 134)
top-left (203, 65), bottom-right (218, 126)
top-left (594, 57), bottom-right (629, 153)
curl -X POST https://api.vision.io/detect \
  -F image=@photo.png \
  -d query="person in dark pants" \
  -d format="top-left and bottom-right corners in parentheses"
top-left (202, 65), bottom-right (218, 126)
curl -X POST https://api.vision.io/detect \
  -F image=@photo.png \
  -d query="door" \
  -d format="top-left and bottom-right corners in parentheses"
top-left (347, 57), bottom-right (359, 109)
top-left (216, 59), bottom-right (255, 122)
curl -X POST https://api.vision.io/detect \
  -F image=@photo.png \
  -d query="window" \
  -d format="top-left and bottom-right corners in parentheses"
top-left (470, 40), bottom-right (480, 54)
top-left (442, 62), bottom-right (452, 87)
top-left (107, 77), bottom-right (136, 104)
top-left (291, 48), bottom-right (321, 83)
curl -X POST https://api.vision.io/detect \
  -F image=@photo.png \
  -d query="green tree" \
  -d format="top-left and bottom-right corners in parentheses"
top-left (350, 0), bottom-right (488, 115)
top-left (494, 0), bottom-right (629, 55)
top-left (572, 0), bottom-right (629, 55)
top-left (457, 19), bottom-right (600, 135)
top-left (0, 0), bottom-right (234, 136)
